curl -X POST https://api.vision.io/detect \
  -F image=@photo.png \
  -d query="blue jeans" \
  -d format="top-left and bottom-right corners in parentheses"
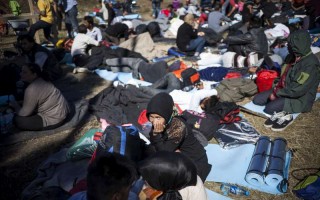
top-left (253, 89), bottom-right (285, 114)
top-left (152, 1), bottom-right (161, 18)
top-left (186, 36), bottom-right (206, 54)
top-left (65, 5), bottom-right (79, 38)
top-left (221, 0), bottom-right (230, 16)
top-left (140, 73), bottom-right (181, 96)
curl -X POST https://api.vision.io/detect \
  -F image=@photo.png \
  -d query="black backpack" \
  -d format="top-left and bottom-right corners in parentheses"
top-left (147, 22), bottom-right (161, 38)
top-left (95, 125), bottom-right (145, 162)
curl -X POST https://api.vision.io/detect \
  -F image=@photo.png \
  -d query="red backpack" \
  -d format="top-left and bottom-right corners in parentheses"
top-left (256, 70), bottom-right (278, 93)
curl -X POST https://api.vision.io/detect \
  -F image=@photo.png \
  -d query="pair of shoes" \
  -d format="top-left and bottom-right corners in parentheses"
top-left (264, 111), bottom-right (294, 131)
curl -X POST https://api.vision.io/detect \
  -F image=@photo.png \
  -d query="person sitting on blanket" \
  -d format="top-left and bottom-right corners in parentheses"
top-left (138, 151), bottom-right (208, 200)
top-left (17, 34), bottom-right (63, 81)
top-left (69, 152), bottom-right (139, 200)
top-left (83, 15), bottom-right (103, 42)
top-left (221, 17), bottom-right (268, 59)
top-left (71, 24), bottom-right (102, 70)
top-left (139, 67), bottom-right (203, 96)
top-left (207, 4), bottom-right (231, 34)
top-left (9, 63), bottom-right (70, 131)
top-left (146, 92), bottom-right (212, 182)
top-left (176, 13), bottom-right (206, 57)
top-left (253, 30), bottom-right (320, 130)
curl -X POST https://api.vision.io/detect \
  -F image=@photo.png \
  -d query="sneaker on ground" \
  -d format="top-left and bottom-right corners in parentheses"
top-left (113, 80), bottom-right (126, 87)
top-left (271, 113), bottom-right (294, 131)
top-left (264, 111), bottom-right (286, 128)
top-left (126, 79), bottom-right (139, 87)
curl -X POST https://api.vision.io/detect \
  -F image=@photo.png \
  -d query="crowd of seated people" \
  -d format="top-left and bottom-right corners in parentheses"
top-left (1, 1), bottom-right (320, 199)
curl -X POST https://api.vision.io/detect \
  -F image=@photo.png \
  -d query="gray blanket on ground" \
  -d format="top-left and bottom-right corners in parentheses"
top-left (22, 148), bottom-right (89, 200)
top-left (0, 100), bottom-right (90, 146)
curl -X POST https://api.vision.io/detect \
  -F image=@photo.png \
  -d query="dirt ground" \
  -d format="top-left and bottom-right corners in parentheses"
top-left (0, 0), bottom-right (319, 199)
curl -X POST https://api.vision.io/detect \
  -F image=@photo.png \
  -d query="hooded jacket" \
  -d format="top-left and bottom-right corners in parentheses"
top-left (146, 93), bottom-right (211, 181)
top-left (275, 30), bottom-right (320, 113)
top-left (225, 27), bottom-right (268, 56)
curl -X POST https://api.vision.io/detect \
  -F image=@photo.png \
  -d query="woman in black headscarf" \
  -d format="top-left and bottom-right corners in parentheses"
top-left (146, 92), bottom-right (211, 182)
top-left (139, 151), bottom-right (208, 200)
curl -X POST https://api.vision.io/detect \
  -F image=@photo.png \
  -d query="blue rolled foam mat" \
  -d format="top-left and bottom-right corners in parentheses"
top-left (245, 136), bottom-right (272, 186)
top-left (265, 138), bottom-right (287, 187)
top-left (205, 143), bottom-right (291, 194)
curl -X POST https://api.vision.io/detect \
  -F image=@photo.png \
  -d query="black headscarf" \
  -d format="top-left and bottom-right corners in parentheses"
top-left (146, 92), bottom-right (174, 124)
top-left (138, 151), bottom-right (198, 200)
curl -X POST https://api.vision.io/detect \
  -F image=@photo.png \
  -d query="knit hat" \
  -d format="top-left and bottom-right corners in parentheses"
top-left (146, 93), bottom-right (174, 124)
top-left (123, 20), bottom-right (133, 29)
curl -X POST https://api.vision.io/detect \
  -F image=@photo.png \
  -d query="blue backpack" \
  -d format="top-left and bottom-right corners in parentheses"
top-left (293, 170), bottom-right (320, 200)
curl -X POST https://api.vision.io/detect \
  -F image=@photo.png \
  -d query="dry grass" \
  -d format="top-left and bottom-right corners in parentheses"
top-left (0, 0), bottom-right (319, 199)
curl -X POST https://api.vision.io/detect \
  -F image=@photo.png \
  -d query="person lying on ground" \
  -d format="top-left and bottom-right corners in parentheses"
top-left (176, 13), bottom-right (206, 57)
top-left (170, 85), bottom-right (218, 112)
top-left (253, 30), bottom-right (320, 115)
top-left (71, 24), bottom-right (150, 74)
top-left (139, 67), bottom-right (203, 96)
top-left (9, 63), bottom-right (70, 131)
top-left (83, 15), bottom-right (103, 42)
top-left (104, 21), bottom-right (134, 45)
top-left (17, 34), bottom-right (63, 81)
top-left (139, 151), bottom-right (208, 200)
top-left (146, 92), bottom-right (212, 181)
top-left (222, 17), bottom-right (268, 58)
top-left (105, 57), bottom-right (168, 83)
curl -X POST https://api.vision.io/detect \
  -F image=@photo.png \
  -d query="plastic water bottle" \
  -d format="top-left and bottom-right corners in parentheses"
top-left (220, 183), bottom-right (250, 196)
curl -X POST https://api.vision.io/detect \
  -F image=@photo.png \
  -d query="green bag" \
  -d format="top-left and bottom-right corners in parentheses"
top-left (66, 128), bottom-right (102, 161)
top-left (293, 171), bottom-right (320, 200)
top-left (9, 0), bottom-right (22, 16)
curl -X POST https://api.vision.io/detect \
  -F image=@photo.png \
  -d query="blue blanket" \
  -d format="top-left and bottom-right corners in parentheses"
top-left (95, 70), bottom-right (152, 86)
top-left (205, 144), bottom-right (291, 195)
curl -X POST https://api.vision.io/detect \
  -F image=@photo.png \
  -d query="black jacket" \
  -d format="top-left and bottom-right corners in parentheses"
top-left (149, 117), bottom-right (211, 181)
top-left (105, 23), bottom-right (129, 39)
top-left (176, 22), bottom-right (198, 52)
top-left (225, 27), bottom-right (268, 56)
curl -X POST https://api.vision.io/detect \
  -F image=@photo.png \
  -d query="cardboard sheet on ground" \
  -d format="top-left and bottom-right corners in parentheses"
top-left (241, 93), bottom-right (320, 119)
top-left (205, 144), bottom-right (291, 195)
